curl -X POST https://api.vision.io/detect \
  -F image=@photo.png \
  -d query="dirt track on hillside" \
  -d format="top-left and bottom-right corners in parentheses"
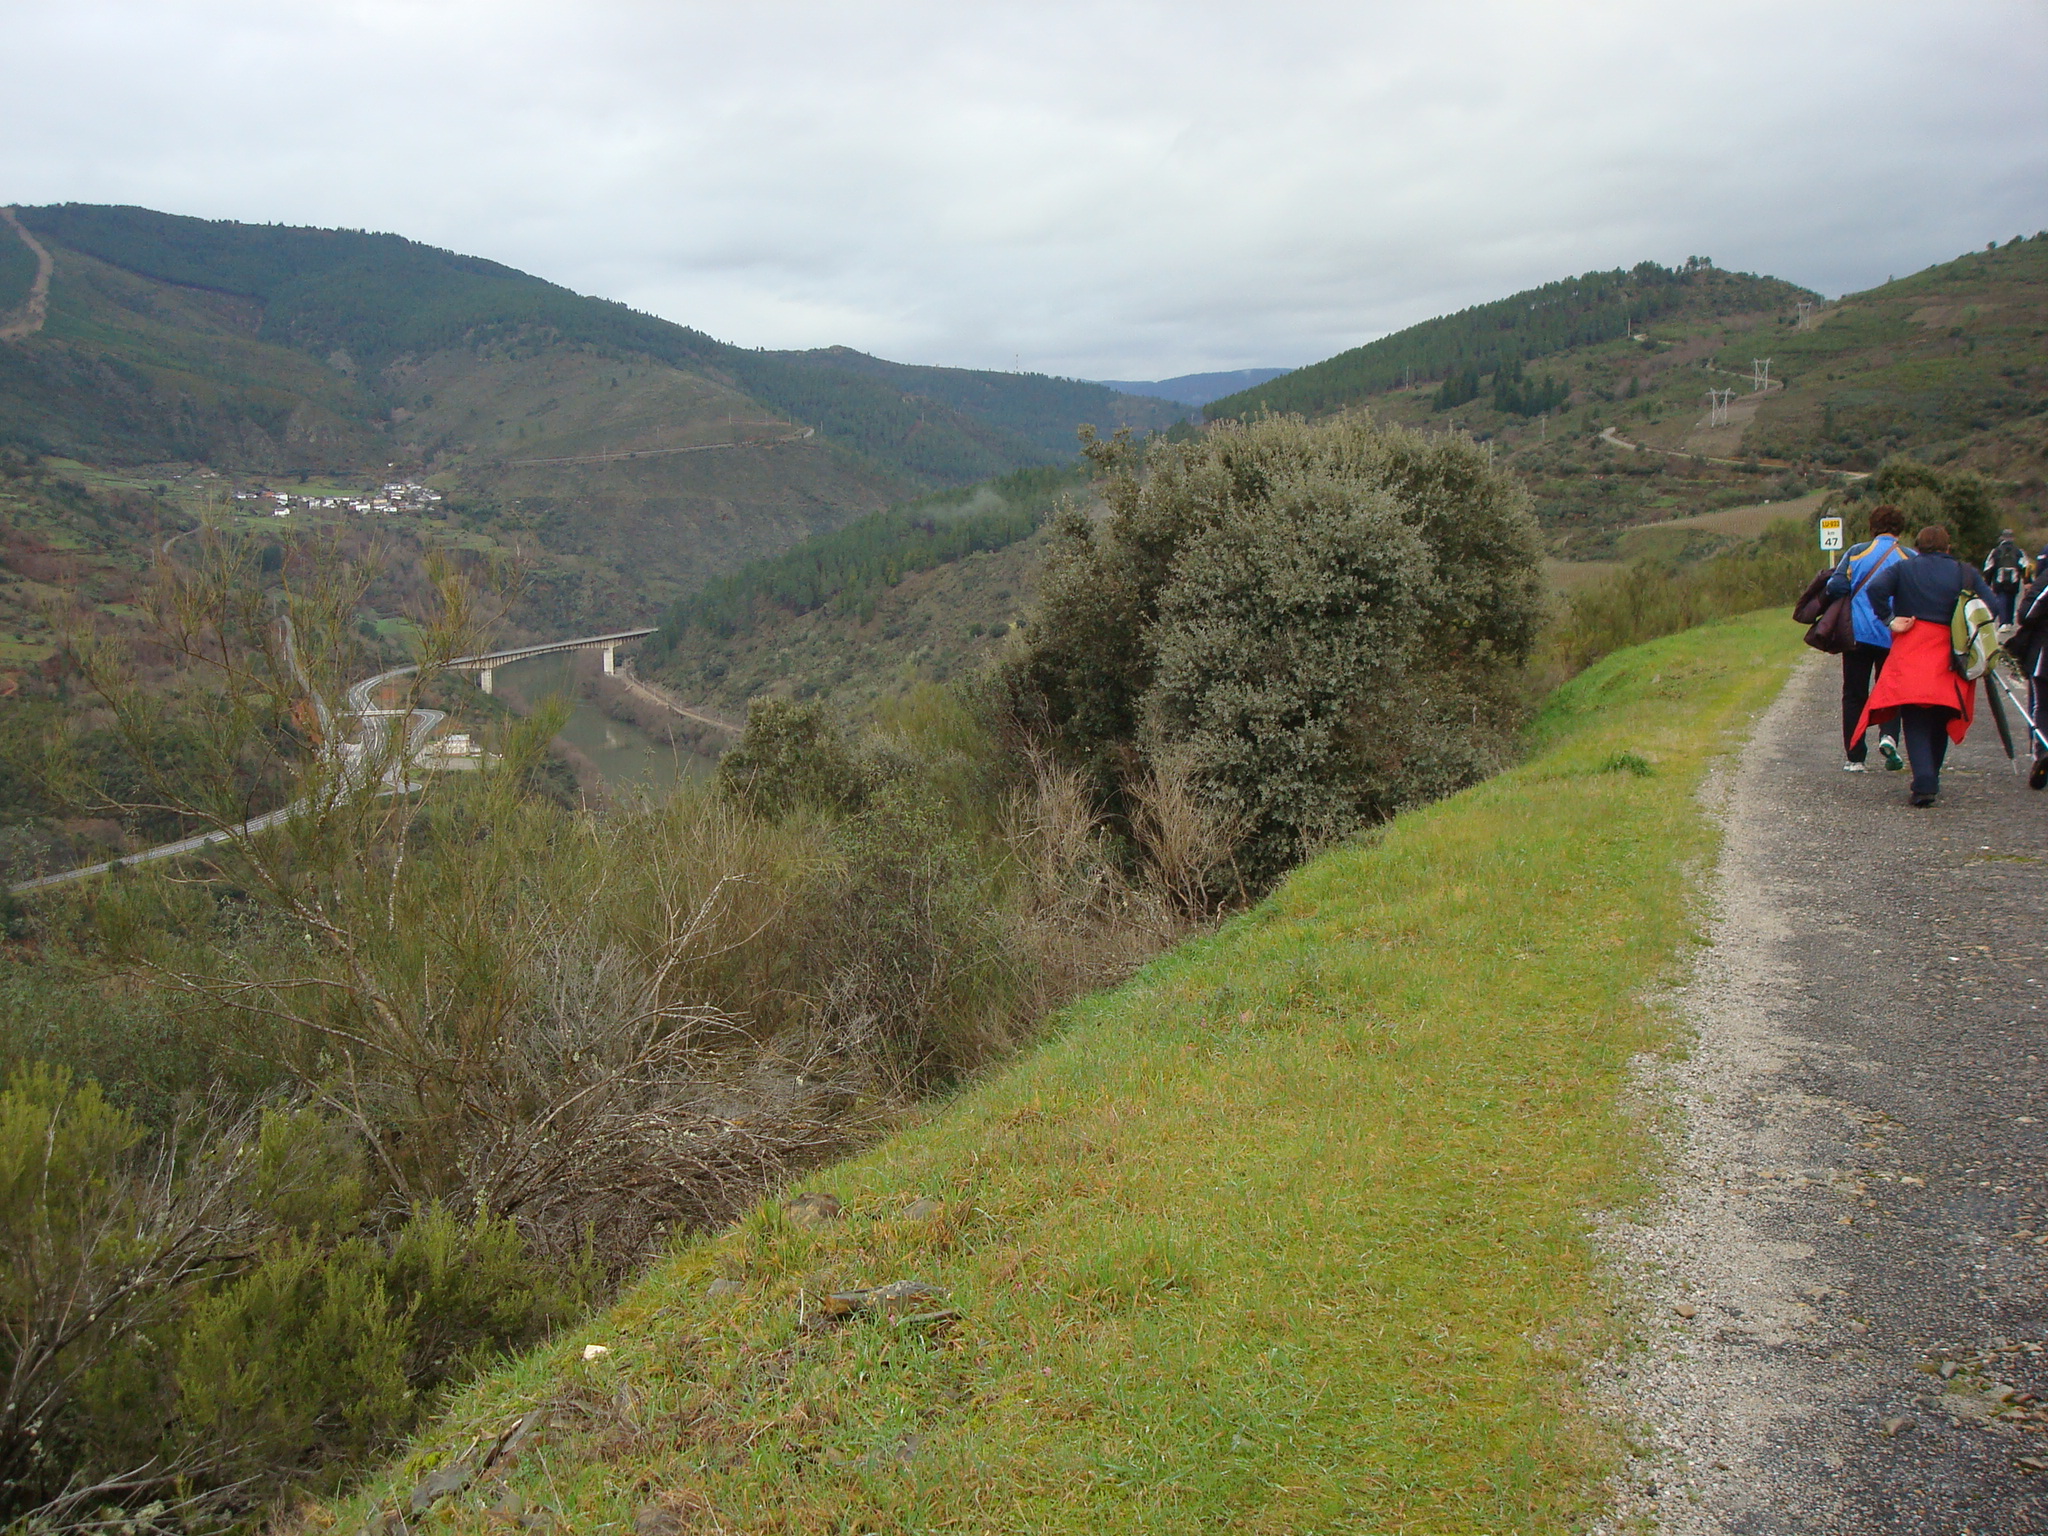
top-left (1603, 653), bottom-right (2048, 1534)
top-left (0, 207), bottom-right (53, 340)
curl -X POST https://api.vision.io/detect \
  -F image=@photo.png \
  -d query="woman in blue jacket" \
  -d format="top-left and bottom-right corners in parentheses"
top-left (1824, 503), bottom-right (1911, 772)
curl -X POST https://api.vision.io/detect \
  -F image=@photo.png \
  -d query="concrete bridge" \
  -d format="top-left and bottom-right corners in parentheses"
top-left (446, 628), bottom-right (659, 696)
top-left (9, 625), bottom-right (665, 895)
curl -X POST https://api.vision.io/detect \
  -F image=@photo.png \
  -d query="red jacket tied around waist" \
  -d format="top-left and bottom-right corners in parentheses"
top-left (1855, 619), bottom-right (1975, 745)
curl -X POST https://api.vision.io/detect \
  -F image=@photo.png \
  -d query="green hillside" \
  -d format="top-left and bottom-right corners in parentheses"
top-left (1734, 236), bottom-right (2048, 468)
top-left (320, 609), bottom-right (1809, 1536)
top-left (0, 204), bottom-right (1200, 635)
top-left (1204, 238), bottom-right (2048, 553)
top-left (645, 465), bottom-right (1078, 713)
top-left (5, 204), bottom-right (1170, 488)
top-left (1206, 259), bottom-right (1817, 420)
top-left (0, 226), bottom-right (36, 314)
top-left (652, 527), bottom-right (1047, 716)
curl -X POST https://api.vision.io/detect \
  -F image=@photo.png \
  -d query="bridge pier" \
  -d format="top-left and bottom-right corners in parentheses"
top-left (478, 667), bottom-right (493, 695)
top-left (602, 643), bottom-right (617, 676)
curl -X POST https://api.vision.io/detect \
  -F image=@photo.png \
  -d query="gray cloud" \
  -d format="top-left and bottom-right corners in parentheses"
top-left (3, 0), bottom-right (2043, 376)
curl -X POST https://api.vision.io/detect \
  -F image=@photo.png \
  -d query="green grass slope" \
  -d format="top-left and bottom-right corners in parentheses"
top-left (327, 609), bottom-right (1808, 1536)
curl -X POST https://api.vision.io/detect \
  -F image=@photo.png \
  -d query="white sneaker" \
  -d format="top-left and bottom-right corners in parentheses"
top-left (1842, 760), bottom-right (1868, 772)
top-left (1878, 736), bottom-right (1904, 771)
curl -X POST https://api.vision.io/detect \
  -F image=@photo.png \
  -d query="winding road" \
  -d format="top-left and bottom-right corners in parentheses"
top-left (7, 626), bottom-right (659, 896)
top-left (1597, 423), bottom-right (1869, 481)
top-left (611, 664), bottom-right (741, 736)
top-left (502, 425), bottom-right (814, 468)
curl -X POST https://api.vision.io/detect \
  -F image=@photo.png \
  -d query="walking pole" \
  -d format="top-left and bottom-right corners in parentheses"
top-left (1988, 661), bottom-right (2048, 789)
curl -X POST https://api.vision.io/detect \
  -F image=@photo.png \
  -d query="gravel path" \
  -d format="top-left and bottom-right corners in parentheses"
top-left (1606, 651), bottom-right (2048, 1535)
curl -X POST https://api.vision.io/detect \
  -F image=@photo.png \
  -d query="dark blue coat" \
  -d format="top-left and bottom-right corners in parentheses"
top-left (1861, 551), bottom-right (1995, 625)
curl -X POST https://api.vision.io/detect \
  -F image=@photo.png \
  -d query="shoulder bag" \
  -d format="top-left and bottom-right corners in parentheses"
top-left (1803, 543), bottom-right (1895, 655)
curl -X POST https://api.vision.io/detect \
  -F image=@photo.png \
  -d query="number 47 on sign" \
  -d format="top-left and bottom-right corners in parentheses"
top-left (1819, 517), bottom-right (1844, 552)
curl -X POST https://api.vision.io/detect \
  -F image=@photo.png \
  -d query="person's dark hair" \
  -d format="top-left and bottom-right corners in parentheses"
top-left (1867, 504), bottom-right (1906, 536)
top-left (1915, 524), bottom-right (1951, 554)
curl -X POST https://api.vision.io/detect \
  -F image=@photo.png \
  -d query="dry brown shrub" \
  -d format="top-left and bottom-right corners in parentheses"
top-left (1001, 753), bottom-right (1173, 1005)
top-left (1126, 745), bottom-right (1246, 922)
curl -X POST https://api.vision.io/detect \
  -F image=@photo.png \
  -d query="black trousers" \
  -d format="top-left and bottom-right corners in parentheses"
top-left (1899, 705), bottom-right (1953, 798)
top-left (1841, 643), bottom-right (1890, 760)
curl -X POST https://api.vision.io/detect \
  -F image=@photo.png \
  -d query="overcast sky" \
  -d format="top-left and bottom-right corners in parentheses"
top-left (3, 1), bottom-right (2044, 378)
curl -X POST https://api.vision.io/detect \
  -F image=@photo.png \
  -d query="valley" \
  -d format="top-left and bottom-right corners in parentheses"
top-left (0, 204), bottom-right (1181, 640)
top-left (2, 204), bottom-right (2045, 1535)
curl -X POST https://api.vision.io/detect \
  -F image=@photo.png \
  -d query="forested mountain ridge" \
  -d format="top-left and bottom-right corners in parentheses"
top-left (756, 346), bottom-right (1184, 457)
top-left (0, 203), bottom-right (1190, 632)
top-left (3, 203), bottom-right (1173, 485)
top-left (1095, 367), bottom-right (1292, 405)
top-left (1198, 239), bottom-right (2048, 552)
top-left (1205, 259), bottom-right (1816, 420)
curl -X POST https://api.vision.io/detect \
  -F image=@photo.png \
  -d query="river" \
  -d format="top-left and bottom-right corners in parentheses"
top-left (490, 652), bottom-right (714, 799)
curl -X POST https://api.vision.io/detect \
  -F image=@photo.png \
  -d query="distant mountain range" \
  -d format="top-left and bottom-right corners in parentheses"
top-left (660, 235), bottom-right (2048, 720)
top-left (4, 203), bottom-right (2040, 657)
top-left (1091, 368), bottom-right (1292, 406)
top-left (0, 202), bottom-right (1186, 620)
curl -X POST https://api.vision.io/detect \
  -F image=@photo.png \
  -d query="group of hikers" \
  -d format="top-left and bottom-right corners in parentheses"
top-left (1826, 505), bottom-right (2046, 806)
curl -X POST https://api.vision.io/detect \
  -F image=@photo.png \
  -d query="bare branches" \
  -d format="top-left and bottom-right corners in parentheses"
top-left (0, 1074), bottom-right (268, 1503)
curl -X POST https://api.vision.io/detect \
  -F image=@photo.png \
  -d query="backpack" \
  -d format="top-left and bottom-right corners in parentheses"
top-left (1951, 591), bottom-right (2000, 680)
top-left (1991, 541), bottom-right (2025, 588)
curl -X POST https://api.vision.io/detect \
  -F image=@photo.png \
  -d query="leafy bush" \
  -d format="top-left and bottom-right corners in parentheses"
top-left (716, 698), bottom-right (870, 819)
top-left (170, 1203), bottom-right (589, 1507)
top-left (1836, 455), bottom-right (2002, 562)
top-left (0, 1065), bottom-right (588, 1525)
top-left (0, 1065), bottom-right (263, 1521)
top-left (1002, 414), bottom-right (1547, 884)
top-left (806, 785), bottom-right (1022, 1088)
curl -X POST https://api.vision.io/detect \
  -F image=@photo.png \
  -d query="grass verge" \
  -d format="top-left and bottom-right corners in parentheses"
top-left (323, 610), bottom-right (1807, 1536)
